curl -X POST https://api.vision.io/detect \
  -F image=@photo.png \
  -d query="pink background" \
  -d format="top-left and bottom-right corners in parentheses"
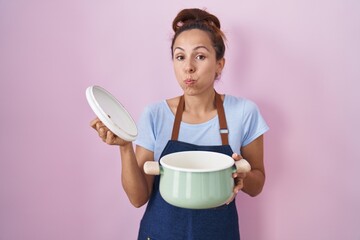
top-left (1, 0), bottom-right (359, 239)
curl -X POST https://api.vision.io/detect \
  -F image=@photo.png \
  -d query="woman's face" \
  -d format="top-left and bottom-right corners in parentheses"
top-left (172, 29), bottom-right (225, 96)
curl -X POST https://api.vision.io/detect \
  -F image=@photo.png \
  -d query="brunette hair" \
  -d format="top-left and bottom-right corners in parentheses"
top-left (171, 8), bottom-right (226, 60)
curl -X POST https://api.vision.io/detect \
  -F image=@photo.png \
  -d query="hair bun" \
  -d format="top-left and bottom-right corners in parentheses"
top-left (172, 8), bottom-right (221, 32)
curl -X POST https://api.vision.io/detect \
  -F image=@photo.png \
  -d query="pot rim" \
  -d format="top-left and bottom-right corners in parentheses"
top-left (159, 151), bottom-right (235, 173)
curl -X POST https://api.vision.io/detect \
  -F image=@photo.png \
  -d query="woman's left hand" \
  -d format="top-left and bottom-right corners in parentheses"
top-left (226, 153), bottom-right (247, 204)
top-left (232, 153), bottom-right (247, 193)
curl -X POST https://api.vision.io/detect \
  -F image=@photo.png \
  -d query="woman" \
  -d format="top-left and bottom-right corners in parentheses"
top-left (91, 8), bottom-right (269, 240)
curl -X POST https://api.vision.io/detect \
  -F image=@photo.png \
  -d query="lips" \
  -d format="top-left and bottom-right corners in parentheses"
top-left (184, 78), bottom-right (196, 85)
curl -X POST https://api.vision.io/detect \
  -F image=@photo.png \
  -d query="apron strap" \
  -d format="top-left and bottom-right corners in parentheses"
top-left (171, 94), bottom-right (185, 141)
top-left (171, 91), bottom-right (229, 145)
top-left (215, 92), bottom-right (229, 145)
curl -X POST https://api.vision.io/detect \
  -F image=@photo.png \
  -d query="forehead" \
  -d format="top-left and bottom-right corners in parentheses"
top-left (173, 29), bottom-right (213, 50)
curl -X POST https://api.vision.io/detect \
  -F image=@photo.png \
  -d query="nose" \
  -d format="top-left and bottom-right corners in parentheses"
top-left (184, 60), bottom-right (196, 73)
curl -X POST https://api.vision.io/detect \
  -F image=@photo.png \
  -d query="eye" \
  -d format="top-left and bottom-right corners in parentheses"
top-left (175, 55), bottom-right (184, 61)
top-left (196, 54), bottom-right (206, 60)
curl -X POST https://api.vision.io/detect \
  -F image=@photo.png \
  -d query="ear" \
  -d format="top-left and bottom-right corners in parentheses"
top-left (216, 58), bottom-right (225, 74)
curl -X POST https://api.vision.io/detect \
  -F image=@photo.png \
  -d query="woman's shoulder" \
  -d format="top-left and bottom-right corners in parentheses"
top-left (142, 97), bottom-right (177, 117)
top-left (224, 94), bottom-right (252, 106)
top-left (224, 94), bottom-right (260, 113)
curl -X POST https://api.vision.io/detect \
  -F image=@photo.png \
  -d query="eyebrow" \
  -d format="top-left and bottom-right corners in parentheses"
top-left (173, 46), bottom-right (210, 53)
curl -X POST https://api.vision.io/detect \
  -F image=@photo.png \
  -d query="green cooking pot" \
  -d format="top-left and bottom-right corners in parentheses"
top-left (144, 151), bottom-right (251, 209)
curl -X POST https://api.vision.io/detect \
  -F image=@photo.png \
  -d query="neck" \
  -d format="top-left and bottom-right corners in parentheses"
top-left (183, 90), bottom-right (216, 114)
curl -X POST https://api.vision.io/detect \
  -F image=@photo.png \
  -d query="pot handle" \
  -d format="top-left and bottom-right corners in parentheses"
top-left (234, 159), bottom-right (251, 173)
top-left (143, 161), bottom-right (161, 175)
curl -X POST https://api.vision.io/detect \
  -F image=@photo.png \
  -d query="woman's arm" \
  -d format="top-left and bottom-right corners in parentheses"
top-left (91, 118), bottom-right (154, 208)
top-left (236, 135), bottom-right (266, 197)
top-left (120, 144), bottom-right (154, 208)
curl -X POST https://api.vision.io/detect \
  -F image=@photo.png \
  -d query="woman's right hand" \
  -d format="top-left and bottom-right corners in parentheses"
top-left (90, 118), bottom-right (130, 146)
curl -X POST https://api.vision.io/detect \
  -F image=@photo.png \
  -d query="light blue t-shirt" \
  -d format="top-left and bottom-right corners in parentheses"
top-left (134, 95), bottom-right (269, 161)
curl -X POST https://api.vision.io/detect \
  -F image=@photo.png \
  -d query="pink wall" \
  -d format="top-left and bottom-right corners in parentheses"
top-left (1, 1), bottom-right (359, 239)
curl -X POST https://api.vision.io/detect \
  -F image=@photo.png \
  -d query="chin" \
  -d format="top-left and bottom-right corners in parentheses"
top-left (182, 87), bottom-right (199, 95)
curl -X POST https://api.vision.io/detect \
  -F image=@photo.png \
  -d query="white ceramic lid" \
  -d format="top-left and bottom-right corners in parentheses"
top-left (86, 85), bottom-right (137, 141)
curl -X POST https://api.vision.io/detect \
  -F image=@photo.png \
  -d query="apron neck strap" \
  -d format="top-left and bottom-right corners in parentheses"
top-left (171, 91), bottom-right (229, 145)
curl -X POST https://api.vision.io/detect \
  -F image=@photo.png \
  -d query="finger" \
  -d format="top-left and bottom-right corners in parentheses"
top-left (225, 193), bottom-right (236, 205)
top-left (98, 126), bottom-right (108, 138)
top-left (237, 172), bottom-right (246, 179)
top-left (95, 121), bottom-right (106, 130)
top-left (90, 118), bottom-right (100, 129)
top-left (105, 131), bottom-right (116, 145)
top-left (91, 119), bottom-right (107, 133)
top-left (233, 179), bottom-right (244, 193)
top-left (232, 153), bottom-right (243, 161)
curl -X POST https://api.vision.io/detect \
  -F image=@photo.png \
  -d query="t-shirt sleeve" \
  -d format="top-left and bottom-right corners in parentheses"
top-left (134, 106), bottom-right (156, 152)
top-left (241, 100), bottom-right (269, 146)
